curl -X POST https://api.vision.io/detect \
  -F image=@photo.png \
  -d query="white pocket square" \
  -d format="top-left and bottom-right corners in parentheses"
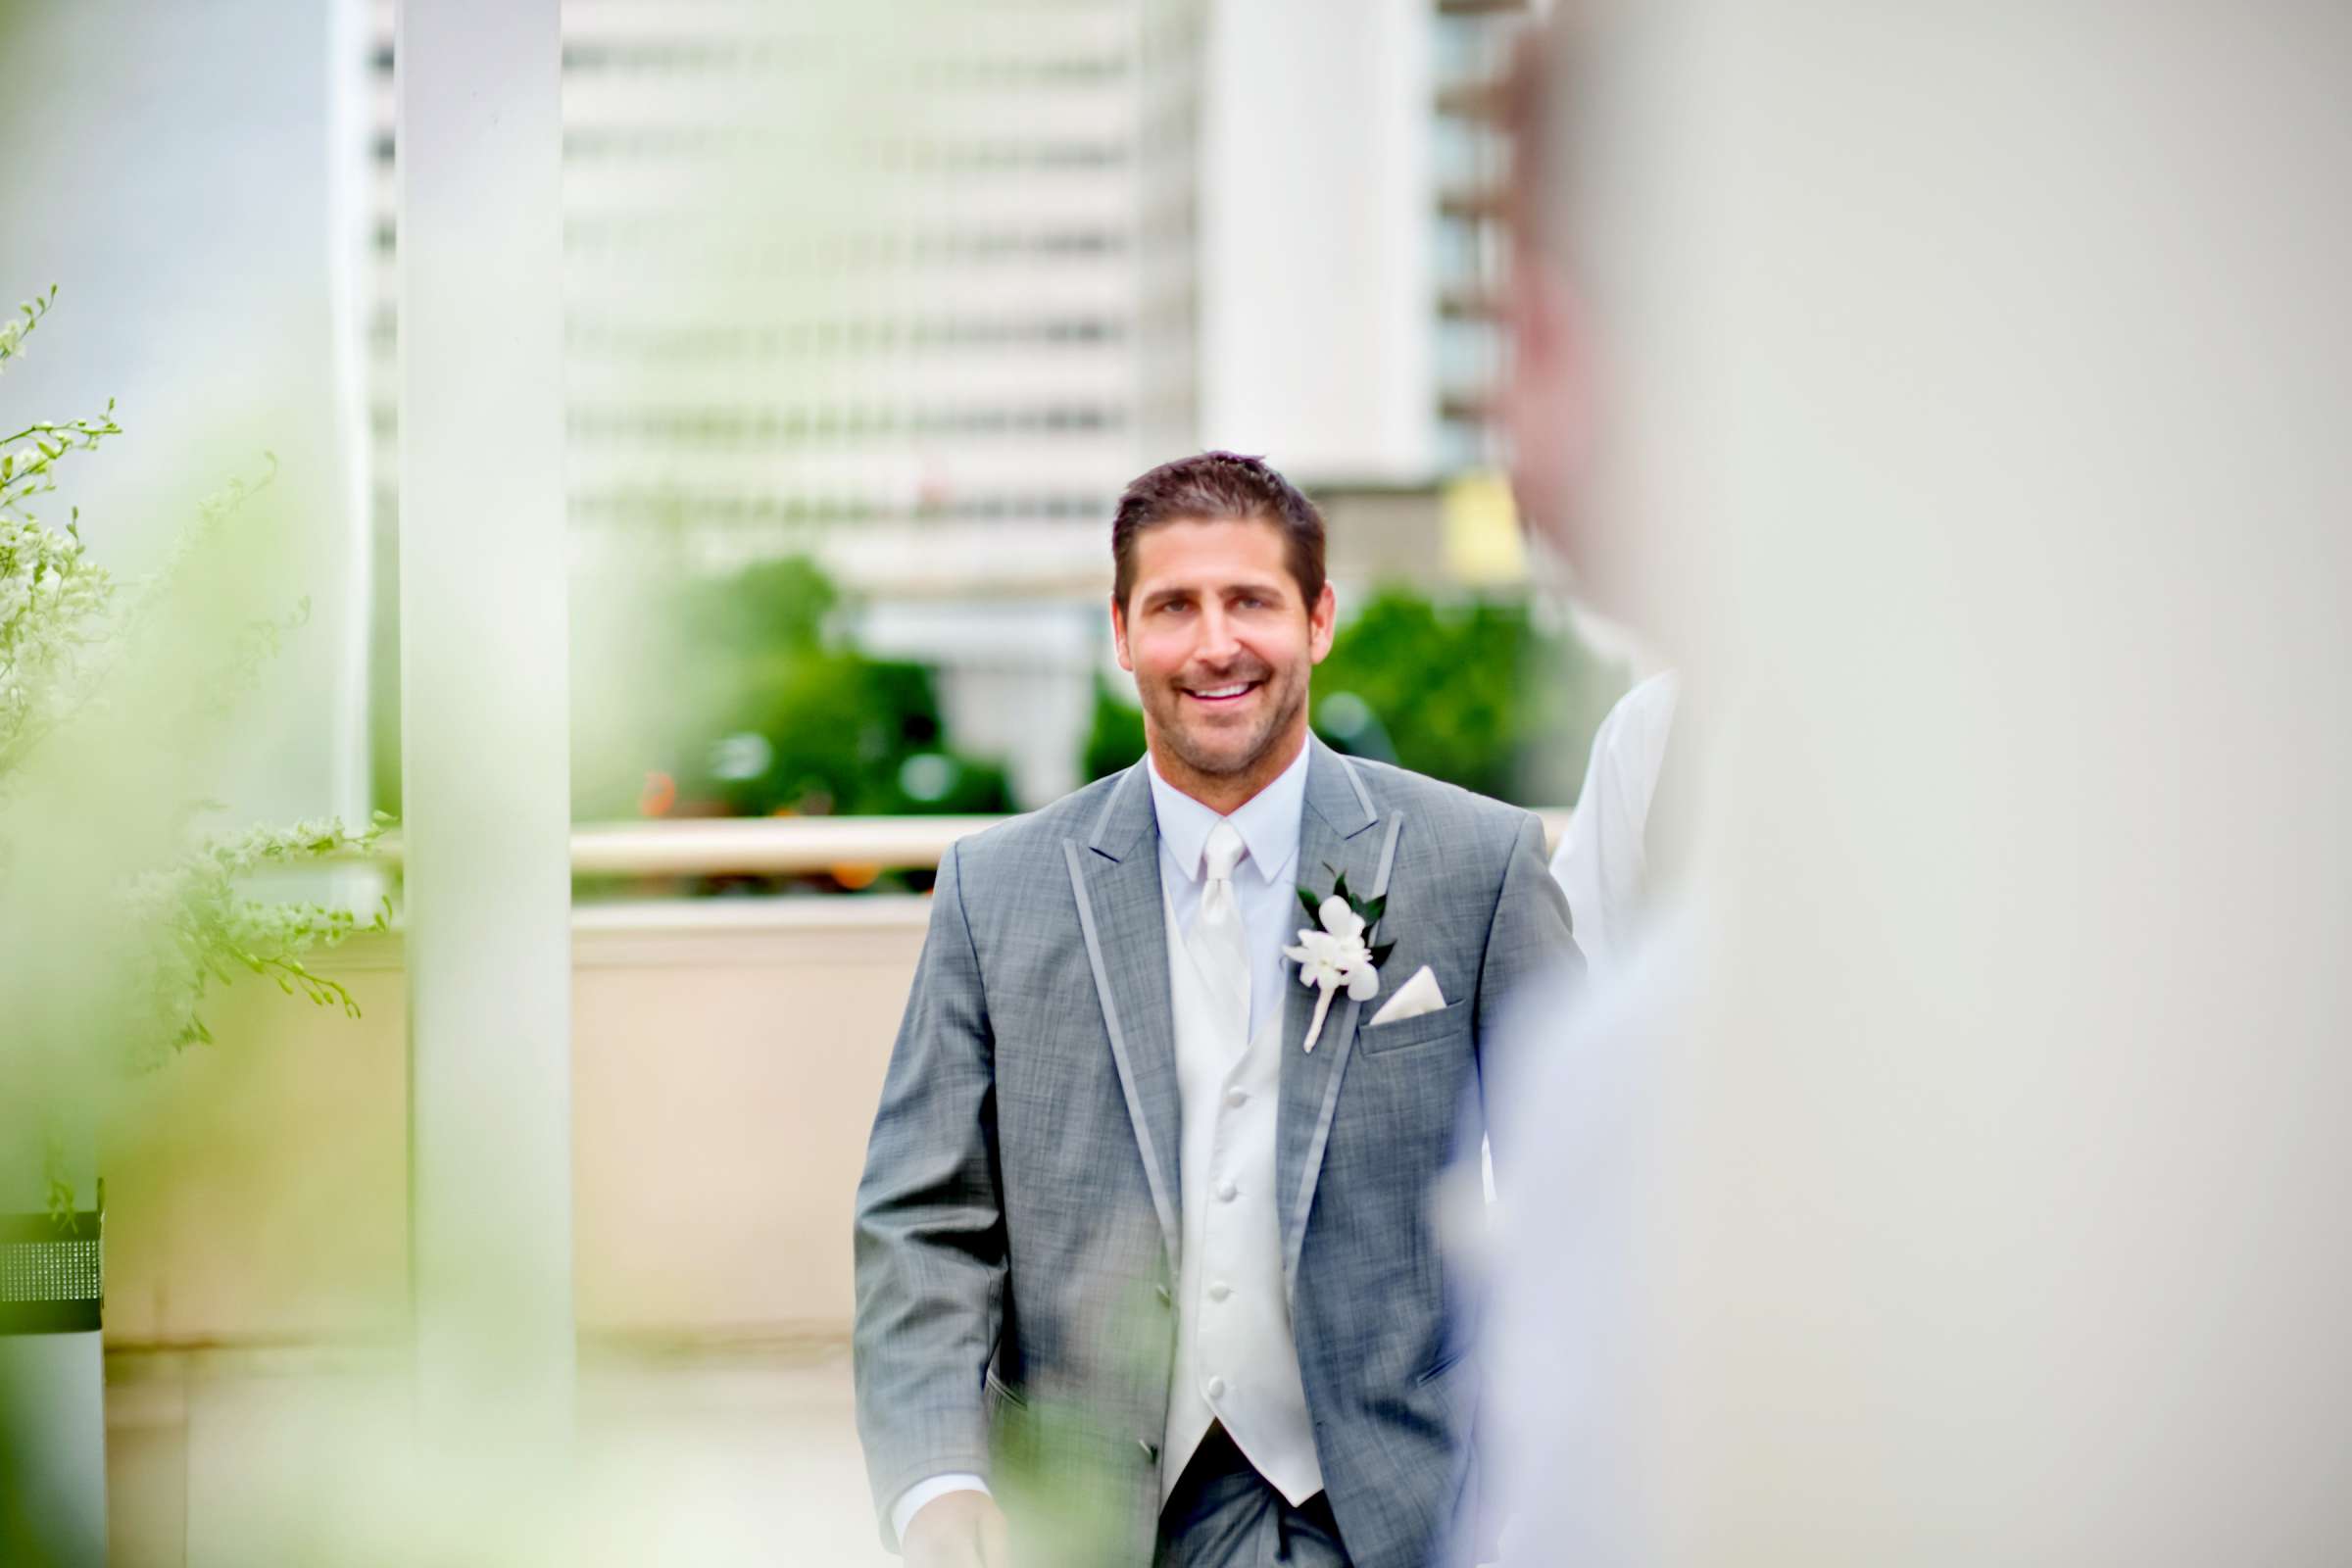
top-left (1368, 964), bottom-right (1446, 1027)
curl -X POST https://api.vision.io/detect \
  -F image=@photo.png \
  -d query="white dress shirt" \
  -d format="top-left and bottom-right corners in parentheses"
top-left (1146, 741), bottom-right (1312, 1045)
top-left (888, 741), bottom-right (1316, 1542)
top-left (1550, 670), bottom-right (1680, 975)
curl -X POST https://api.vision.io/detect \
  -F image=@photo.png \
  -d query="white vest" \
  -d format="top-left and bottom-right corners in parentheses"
top-left (1159, 888), bottom-right (1324, 1504)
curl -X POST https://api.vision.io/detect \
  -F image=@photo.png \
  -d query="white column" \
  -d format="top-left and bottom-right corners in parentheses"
top-left (395, 0), bottom-right (573, 1436)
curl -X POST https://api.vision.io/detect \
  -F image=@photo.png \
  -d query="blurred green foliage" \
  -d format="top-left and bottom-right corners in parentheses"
top-left (391, 548), bottom-right (1623, 846)
top-left (1080, 671), bottom-right (1149, 785)
top-left (573, 555), bottom-right (1012, 824)
top-left (1082, 584), bottom-right (1627, 807)
top-left (0, 288), bottom-right (385, 1216)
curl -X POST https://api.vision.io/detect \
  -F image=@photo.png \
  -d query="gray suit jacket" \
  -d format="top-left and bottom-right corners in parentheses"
top-left (855, 737), bottom-right (1579, 1567)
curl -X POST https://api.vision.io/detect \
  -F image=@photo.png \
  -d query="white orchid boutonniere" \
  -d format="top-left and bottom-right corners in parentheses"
top-left (1285, 866), bottom-right (1396, 1052)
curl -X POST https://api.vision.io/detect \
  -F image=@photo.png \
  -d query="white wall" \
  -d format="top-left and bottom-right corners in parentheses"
top-left (98, 906), bottom-right (931, 1347)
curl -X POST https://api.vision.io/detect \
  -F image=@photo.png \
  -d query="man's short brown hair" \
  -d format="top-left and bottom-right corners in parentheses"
top-left (1111, 451), bottom-right (1327, 612)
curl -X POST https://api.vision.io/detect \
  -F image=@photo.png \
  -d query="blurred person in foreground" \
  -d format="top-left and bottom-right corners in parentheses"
top-left (1489, 3), bottom-right (2352, 1563)
top-left (855, 452), bottom-right (1579, 1568)
top-left (1508, 66), bottom-right (1684, 975)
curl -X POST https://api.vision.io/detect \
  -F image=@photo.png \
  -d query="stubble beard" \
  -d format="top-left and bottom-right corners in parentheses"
top-left (1145, 662), bottom-right (1308, 784)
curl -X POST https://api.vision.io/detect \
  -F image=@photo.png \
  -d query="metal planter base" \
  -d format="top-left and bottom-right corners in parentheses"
top-left (1, 1191), bottom-right (107, 1567)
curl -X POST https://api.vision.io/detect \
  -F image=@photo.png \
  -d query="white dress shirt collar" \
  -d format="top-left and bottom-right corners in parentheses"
top-left (1144, 736), bottom-right (1310, 889)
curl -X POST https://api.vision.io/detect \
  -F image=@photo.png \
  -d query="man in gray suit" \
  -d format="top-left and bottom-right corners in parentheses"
top-left (856, 452), bottom-right (1579, 1568)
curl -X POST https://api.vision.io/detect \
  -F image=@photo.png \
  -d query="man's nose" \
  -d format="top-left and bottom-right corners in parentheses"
top-left (1194, 603), bottom-right (1242, 664)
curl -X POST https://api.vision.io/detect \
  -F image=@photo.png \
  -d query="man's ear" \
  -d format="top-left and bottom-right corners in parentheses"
top-left (1307, 581), bottom-right (1338, 663)
top-left (1110, 593), bottom-right (1135, 672)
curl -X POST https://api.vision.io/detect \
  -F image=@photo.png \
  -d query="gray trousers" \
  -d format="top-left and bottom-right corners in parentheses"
top-left (1153, 1426), bottom-right (1351, 1568)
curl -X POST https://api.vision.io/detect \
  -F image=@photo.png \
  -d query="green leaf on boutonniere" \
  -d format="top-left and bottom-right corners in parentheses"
top-left (1299, 866), bottom-right (1390, 949)
top-left (1369, 941), bottom-right (1396, 968)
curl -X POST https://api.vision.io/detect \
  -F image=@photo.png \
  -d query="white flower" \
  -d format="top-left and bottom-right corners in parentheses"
top-left (1284, 925), bottom-right (1378, 1002)
top-left (1284, 892), bottom-right (1388, 1050)
top-left (1317, 896), bottom-right (1364, 946)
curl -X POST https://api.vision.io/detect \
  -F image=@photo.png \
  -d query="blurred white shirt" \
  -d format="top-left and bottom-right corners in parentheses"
top-left (1550, 671), bottom-right (1680, 973)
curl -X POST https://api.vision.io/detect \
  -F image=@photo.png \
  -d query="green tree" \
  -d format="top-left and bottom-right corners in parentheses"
top-left (1080, 671), bottom-right (1148, 782)
top-left (1313, 586), bottom-right (1621, 805)
top-left (647, 555), bottom-right (1013, 820)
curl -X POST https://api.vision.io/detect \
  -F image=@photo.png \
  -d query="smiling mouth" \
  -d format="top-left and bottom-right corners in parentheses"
top-left (1183, 680), bottom-right (1262, 706)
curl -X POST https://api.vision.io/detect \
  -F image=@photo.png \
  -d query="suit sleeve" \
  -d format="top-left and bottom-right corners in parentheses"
top-left (1475, 809), bottom-right (1585, 1165)
top-left (854, 838), bottom-right (1005, 1549)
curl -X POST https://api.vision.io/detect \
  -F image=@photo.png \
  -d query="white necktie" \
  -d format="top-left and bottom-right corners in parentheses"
top-left (1194, 819), bottom-right (1251, 1045)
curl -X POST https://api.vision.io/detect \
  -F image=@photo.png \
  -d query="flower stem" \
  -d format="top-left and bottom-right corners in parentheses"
top-left (1303, 981), bottom-right (1336, 1053)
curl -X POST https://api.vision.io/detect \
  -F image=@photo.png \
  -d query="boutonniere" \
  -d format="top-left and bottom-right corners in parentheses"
top-left (1284, 866), bottom-right (1396, 1053)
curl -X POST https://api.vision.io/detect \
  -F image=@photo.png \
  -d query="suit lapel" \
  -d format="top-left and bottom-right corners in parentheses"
top-left (1063, 762), bottom-right (1182, 1274)
top-left (1277, 738), bottom-right (1398, 1300)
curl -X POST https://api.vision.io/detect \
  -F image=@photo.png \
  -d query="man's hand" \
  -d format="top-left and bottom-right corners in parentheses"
top-left (902, 1490), bottom-right (1012, 1568)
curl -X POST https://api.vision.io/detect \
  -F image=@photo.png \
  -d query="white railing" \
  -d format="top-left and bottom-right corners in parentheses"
top-left (565, 815), bottom-right (1004, 876)
top-left (377, 810), bottom-right (1573, 879)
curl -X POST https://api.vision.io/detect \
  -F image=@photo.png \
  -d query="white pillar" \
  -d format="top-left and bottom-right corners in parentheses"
top-left (395, 0), bottom-right (573, 1436)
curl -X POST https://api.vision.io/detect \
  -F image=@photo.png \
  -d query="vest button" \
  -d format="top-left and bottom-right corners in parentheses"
top-left (1207, 1282), bottom-right (1232, 1302)
top-left (1206, 1376), bottom-right (1227, 1400)
top-left (1224, 1087), bottom-right (1248, 1108)
top-left (1215, 1178), bottom-right (1239, 1201)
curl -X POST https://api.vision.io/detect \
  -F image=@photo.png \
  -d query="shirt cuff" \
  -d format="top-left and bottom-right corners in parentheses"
top-left (890, 1473), bottom-right (992, 1545)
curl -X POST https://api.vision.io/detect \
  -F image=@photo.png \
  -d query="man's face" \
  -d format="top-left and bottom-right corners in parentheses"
top-left (1112, 516), bottom-right (1337, 785)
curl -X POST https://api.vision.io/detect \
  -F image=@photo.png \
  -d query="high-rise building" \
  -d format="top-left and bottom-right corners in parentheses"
top-left (368, 0), bottom-right (1188, 596)
top-left (360, 0), bottom-right (1536, 808)
top-left (1430, 0), bottom-right (1535, 473)
top-left (364, 1), bottom-right (1207, 805)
